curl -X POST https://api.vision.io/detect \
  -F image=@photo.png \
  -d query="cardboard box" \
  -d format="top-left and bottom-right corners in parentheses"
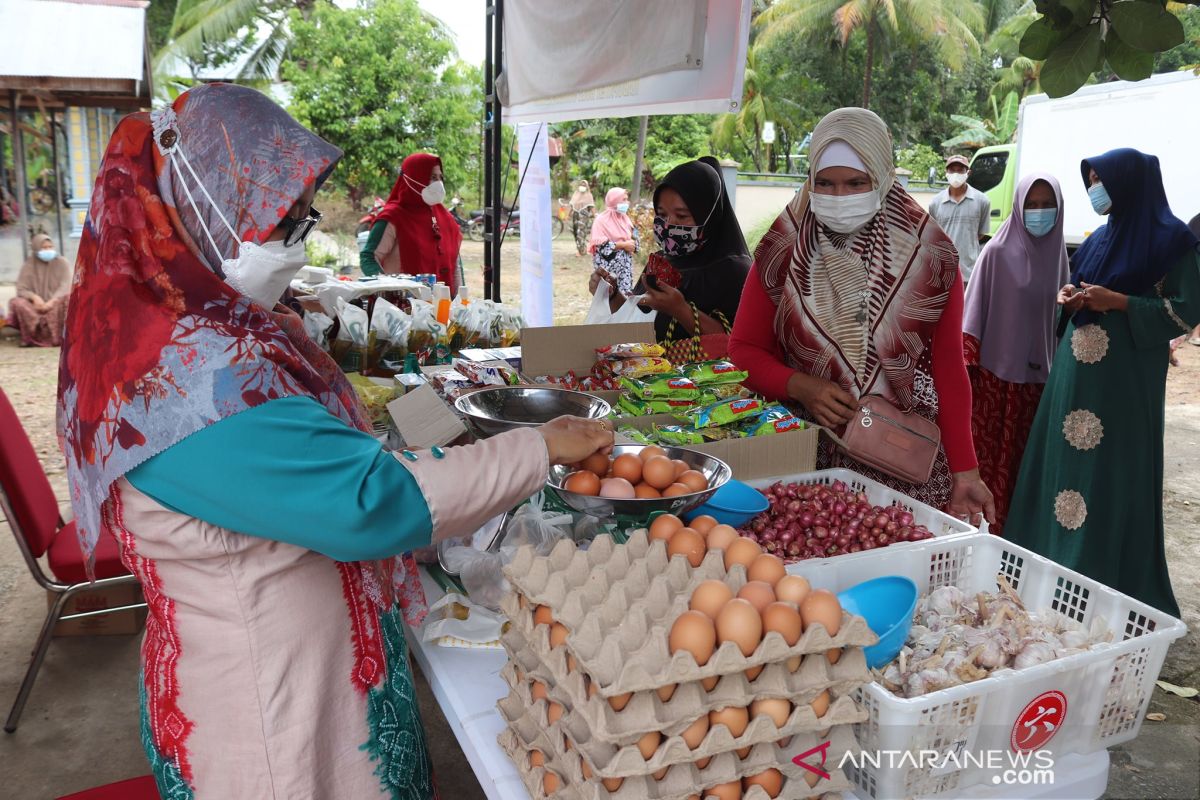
top-left (614, 414), bottom-right (821, 481)
top-left (519, 322), bottom-right (656, 379)
top-left (49, 583), bottom-right (144, 637)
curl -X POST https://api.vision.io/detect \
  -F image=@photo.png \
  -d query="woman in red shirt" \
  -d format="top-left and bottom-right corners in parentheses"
top-left (729, 108), bottom-right (994, 524)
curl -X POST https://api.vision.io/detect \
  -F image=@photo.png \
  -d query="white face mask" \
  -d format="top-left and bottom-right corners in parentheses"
top-left (421, 180), bottom-right (446, 206)
top-left (809, 190), bottom-right (882, 234)
top-left (222, 240), bottom-right (307, 307)
top-left (947, 173), bottom-right (968, 189)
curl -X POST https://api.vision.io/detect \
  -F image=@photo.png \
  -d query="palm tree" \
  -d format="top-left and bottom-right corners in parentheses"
top-left (757, 0), bottom-right (985, 108)
top-left (711, 45), bottom-right (807, 172)
top-left (157, 0), bottom-right (308, 83)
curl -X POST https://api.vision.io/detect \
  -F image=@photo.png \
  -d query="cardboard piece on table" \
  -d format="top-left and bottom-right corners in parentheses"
top-left (387, 383), bottom-right (467, 449)
top-left (614, 417), bottom-right (822, 481)
top-left (520, 322), bottom-right (656, 378)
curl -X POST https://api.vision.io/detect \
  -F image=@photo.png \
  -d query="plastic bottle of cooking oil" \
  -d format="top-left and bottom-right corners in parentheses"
top-left (434, 283), bottom-right (451, 325)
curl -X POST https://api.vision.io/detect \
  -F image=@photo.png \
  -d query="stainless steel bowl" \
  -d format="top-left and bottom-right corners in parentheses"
top-left (453, 386), bottom-right (612, 438)
top-left (546, 445), bottom-right (732, 520)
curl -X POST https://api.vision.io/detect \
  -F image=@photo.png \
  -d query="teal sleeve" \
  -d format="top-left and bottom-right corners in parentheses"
top-left (1127, 249), bottom-right (1200, 349)
top-left (126, 396), bottom-right (433, 561)
top-left (359, 220), bottom-right (388, 276)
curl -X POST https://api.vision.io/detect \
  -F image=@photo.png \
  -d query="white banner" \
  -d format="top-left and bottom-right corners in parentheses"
top-left (517, 123), bottom-right (554, 327)
top-left (502, 0), bottom-right (752, 124)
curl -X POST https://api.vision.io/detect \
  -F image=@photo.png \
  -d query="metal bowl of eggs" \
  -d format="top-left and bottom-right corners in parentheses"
top-left (546, 444), bottom-right (732, 520)
top-left (453, 386), bottom-right (612, 438)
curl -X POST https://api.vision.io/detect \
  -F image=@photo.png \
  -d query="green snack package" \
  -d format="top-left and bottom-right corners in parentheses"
top-left (617, 426), bottom-right (656, 445)
top-left (684, 360), bottom-right (749, 386)
top-left (686, 397), bottom-right (765, 429)
top-left (698, 383), bottom-right (748, 404)
top-left (619, 374), bottom-right (701, 400)
top-left (654, 425), bottom-right (707, 446)
top-left (619, 394), bottom-right (699, 417)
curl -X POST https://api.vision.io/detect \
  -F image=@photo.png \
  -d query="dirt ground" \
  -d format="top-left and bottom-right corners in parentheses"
top-left (2, 262), bottom-right (1199, 797)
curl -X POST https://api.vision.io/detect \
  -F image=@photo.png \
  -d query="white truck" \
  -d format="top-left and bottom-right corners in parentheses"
top-left (968, 70), bottom-right (1200, 248)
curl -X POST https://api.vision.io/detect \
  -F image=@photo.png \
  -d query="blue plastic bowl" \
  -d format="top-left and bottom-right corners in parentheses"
top-left (684, 479), bottom-right (769, 528)
top-left (836, 576), bottom-right (918, 670)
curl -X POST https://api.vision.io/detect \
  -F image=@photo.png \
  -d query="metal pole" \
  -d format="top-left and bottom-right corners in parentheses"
top-left (10, 92), bottom-right (30, 261)
top-left (631, 115), bottom-right (649, 202)
top-left (489, 0), bottom-right (504, 303)
top-left (482, 1), bottom-right (496, 300)
top-left (50, 110), bottom-right (65, 250)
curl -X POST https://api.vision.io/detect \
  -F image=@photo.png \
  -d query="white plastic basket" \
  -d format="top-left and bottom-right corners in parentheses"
top-left (745, 468), bottom-right (977, 561)
top-left (785, 533), bottom-right (1186, 800)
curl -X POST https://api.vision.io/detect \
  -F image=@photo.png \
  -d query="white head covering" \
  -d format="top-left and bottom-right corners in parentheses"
top-left (814, 139), bottom-right (869, 175)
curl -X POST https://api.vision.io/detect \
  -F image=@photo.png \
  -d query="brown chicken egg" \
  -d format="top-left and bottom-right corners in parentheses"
top-left (827, 648), bottom-right (842, 664)
top-left (669, 610), bottom-right (717, 666)
top-left (774, 574), bottom-right (812, 607)
top-left (533, 605), bottom-right (553, 627)
top-left (549, 622), bottom-right (569, 648)
top-left (657, 683), bottom-right (677, 703)
top-left (602, 776), bottom-right (624, 792)
top-left (723, 537), bottom-right (763, 572)
top-left (695, 756), bottom-right (711, 769)
top-left (580, 452), bottom-right (611, 477)
top-left (587, 680), bottom-right (597, 698)
top-left (678, 470), bottom-right (709, 493)
top-left (689, 579), bottom-right (734, 619)
top-left (637, 730), bottom-right (661, 760)
top-left (634, 482), bottom-right (663, 498)
top-left (530, 681), bottom-right (549, 702)
top-left (762, 601), bottom-right (803, 646)
top-left (518, 593), bottom-right (528, 609)
top-left (639, 445), bottom-right (668, 462)
top-left (611, 453), bottom-right (644, 484)
top-left (663, 482), bottom-right (691, 497)
top-left (671, 458), bottom-right (691, 478)
top-left (716, 598), bottom-right (762, 656)
top-left (642, 456), bottom-right (678, 490)
top-left (649, 513), bottom-right (684, 541)
top-left (529, 749), bottom-right (545, 768)
top-left (747, 553), bottom-right (787, 586)
top-left (736, 581), bottom-right (777, 614)
top-left (608, 692), bottom-right (633, 712)
top-left (543, 771), bottom-right (560, 794)
top-left (599, 477), bottom-right (636, 499)
top-left (653, 767), bottom-right (669, 781)
top-left (809, 689), bottom-right (831, 718)
top-left (565, 654), bottom-right (577, 673)
top-left (709, 705), bottom-right (749, 738)
top-left (681, 714), bottom-right (709, 749)
top-left (750, 697), bottom-right (792, 728)
top-left (743, 768), bottom-right (784, 798)
top-left (547, 701), bottom-right (564, 724)
top-left (706, 780), bottom-right (742, 800)
top-left (745, 665), bottom-right (763, 682)
top-left (667, 527), bottom-right (707, 567)
top-left (689, 515), bottom-right (718, 536)
top-left (705, 524), bottom-right (738, 552)
top-left (701, 675), bottom-right (719, 691)
top-left (563, 470), bottom-right (601, 496)
top-left (800, 590), bottom-right (842, 636)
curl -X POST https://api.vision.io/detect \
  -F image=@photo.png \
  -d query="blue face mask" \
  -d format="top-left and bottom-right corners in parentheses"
top-left (36, 249), bottom-right (57, 262)
top-left (1088, 182), bottom-right (1112, 215)
top-left (616, 202), bottom-right (630, 213)
top-left (1023, 208), bottom-right (1057, 237)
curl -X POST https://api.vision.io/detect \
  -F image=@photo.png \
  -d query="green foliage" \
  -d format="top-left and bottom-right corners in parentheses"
top-left (1020, 0), bottom-right (1191, 97)
top-left (283, 0), bottom-right (481, 206)
top-left (895, 144), bottom-right (945, 181)
top-left (147, 0), bottom-right (179, 54)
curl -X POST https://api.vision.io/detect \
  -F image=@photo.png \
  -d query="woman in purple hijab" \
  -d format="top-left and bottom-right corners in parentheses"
top-left (962, 173), bottom-right (1069, 534)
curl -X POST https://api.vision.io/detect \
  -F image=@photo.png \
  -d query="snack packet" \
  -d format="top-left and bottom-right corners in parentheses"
top-left (370, 297), bottom-right (411, 372)
top-left (698, 383), bottom-right (749, 404)
top-left (346, 373), bottom-right (397, 427)
top-left (616, 426), bottom-right (656, 445)
top-left (684, 359), bottom-right (750, 386)
top-left (332, 297), bottom-right (369, 373)
top-left (654, 425), bottom-right (706, 446)
top-left (618, 395), bottom-right (698, 417)
top-left (596, 342), bottom-right (665, 360)
top-left (603, 357), bottom-right (674, 378)
top-left (746, 415), bottom-right (807, 436)
top-left (302, 310), bottom-right (335, 351)
top-left (685, 396), bottom-right (765, 429)
top-left (453, 358), bottom-right (518, 387)
top-left (619, 374), bottom-right (701, 400)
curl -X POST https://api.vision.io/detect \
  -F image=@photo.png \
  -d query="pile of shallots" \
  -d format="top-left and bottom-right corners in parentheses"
top-left (875, 576), bottom-right (1113, 698)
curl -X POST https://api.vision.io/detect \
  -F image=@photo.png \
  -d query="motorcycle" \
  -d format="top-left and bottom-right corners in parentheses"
top-left (356, 197), bottom-right (386, 235)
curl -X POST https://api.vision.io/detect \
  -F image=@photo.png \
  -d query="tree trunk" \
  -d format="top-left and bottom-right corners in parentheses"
top-left (631, 115), bottom-right (649, 201)
top-left (862, 15), bottom-right (876, 109)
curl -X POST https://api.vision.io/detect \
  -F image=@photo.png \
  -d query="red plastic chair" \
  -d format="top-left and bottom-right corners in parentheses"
top-left (56, 776), bottom-right (160, 800)
top-left (0, 387), bottom-right (144, 733)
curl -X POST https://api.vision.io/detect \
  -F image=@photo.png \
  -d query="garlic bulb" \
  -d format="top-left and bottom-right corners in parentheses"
top-left (1014, 641), bottom-right (1056, 670)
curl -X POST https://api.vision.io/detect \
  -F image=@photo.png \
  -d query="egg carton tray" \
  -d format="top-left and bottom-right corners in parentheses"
top-left (499, 689), bottom-right (857, 800)
top-left (502, 628), bottom-right (871, 745)
top-left (503, 531), bottom-right (876, 693)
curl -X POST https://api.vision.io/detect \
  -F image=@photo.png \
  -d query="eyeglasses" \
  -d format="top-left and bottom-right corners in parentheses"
top-left (278, 207), bottom-right (322, 247)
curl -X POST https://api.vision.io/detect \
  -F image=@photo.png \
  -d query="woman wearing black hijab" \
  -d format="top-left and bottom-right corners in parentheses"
top-left (590, 157), bottom-right (751, 345)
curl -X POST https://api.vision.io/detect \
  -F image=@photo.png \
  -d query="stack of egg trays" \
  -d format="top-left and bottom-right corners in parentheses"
top-left (496, 531), bottom-right (877, 798)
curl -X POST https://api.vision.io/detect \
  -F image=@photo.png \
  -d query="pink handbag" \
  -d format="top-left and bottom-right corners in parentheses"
top-left (835, 395), bottom-right (941, 484)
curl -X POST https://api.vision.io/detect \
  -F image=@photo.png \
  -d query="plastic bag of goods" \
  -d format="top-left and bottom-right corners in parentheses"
top-left (407, 298), bottom-right (449, 365)
top-left (302, 310), bottom-right (335, 352)
top-left (369, 296), bottom-right (411, 373)
top-left (331, 297), bottom-right (369, 373)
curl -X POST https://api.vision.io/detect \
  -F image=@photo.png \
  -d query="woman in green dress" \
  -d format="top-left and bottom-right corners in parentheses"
top-left (1006, 148), bottom-right (1200, 617)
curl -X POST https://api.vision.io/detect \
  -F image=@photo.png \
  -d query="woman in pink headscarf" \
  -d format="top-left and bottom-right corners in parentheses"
top-left (588, 187), bottom-right (638, 295)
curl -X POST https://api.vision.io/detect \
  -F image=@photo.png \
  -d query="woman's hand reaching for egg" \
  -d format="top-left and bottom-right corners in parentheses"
top-left (539, 416), bottom-right (615, 466)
